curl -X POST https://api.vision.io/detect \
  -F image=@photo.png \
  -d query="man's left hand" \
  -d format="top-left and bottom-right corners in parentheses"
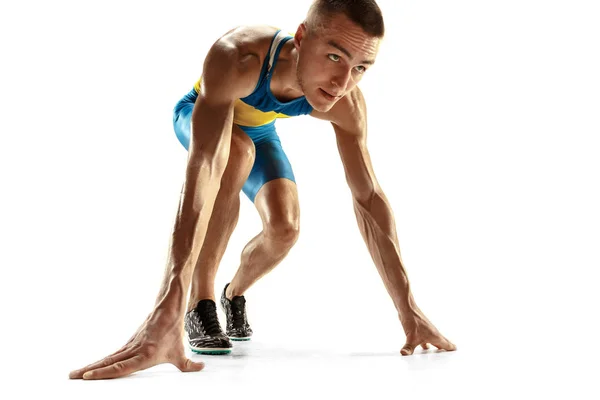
top-left (400, 311), bottom-right (457, 356)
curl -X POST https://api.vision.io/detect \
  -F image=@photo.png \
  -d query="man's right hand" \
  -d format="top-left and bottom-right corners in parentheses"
top-left (68, 312), bottom-right (204, 380)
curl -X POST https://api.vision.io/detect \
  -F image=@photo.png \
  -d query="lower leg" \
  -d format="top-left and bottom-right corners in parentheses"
top-left (226, 228), bottom-right (297, 299)
top-left (186, 126), bottom-right (255, 311)
top-left (187, 190), bottom-right (240, 310)
top-left (225, 178), bottom-right (300, 299)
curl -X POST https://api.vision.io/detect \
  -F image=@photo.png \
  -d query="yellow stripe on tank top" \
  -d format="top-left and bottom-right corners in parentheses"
top-left (193, 77), bottom-right (291, 127)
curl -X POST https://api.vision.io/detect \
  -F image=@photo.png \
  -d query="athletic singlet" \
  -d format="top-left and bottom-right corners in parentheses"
top-left (191, 29), bottom-right (313, 128)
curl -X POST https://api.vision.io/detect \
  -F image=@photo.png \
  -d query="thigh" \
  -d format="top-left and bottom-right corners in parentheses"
top-left (241, 131), bottom-right (296, 203)
top-left (172, 89), bottom-right (198, 150)
top-left (220, 126), bottom-right (256, 192)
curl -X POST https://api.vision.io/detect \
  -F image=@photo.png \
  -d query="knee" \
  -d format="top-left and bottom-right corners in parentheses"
top-left (218, 130), bottom-right (255, 194)
top-left (265, 216), bottom-right (300, 245)
top-left (230, 129), bottom-right (255, 170)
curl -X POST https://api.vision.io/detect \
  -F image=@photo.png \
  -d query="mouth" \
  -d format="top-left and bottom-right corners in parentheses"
top-left (319, 88), bottom-right (340, 101)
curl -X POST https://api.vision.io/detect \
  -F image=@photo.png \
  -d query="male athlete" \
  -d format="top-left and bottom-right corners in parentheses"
top-left (69, 0), bottom-right (456, 380)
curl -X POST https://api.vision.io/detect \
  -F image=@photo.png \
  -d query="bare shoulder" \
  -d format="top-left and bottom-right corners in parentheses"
top-left (310, 86), bottom-right (368, 136)
top-left (200, 25), bottom-right (280, 101)
top-left (218, 25), bottom-right (280, 60)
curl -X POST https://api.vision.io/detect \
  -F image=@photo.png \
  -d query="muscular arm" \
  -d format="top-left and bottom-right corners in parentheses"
top-left (315, 87), bottom-right (456, 355)
top-left (153, 40), bottom-right (259, 317)
top-left (327, 89), bottom-right (418, 319)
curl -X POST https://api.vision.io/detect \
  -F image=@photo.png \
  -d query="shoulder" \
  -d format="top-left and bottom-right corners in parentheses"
top-left (200, 25), bottom-right (281, 100)
top-left (216, 25), bottom-right (280, 62)
top-left (310, 86), bottom-right (368, 136)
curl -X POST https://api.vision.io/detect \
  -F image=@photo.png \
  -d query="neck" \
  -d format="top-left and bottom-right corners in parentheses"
top-left (270, 40), bottom-right (304, 99)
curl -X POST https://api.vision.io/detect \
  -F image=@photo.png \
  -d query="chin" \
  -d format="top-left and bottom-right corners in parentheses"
top-left (305, 93), bottom-right (338, 113)
top-left (309, 102), bottom-right (333, 113)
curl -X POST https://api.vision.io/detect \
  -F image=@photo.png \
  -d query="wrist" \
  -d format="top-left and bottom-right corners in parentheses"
top-left (153, 274), bottom-right (188, 322)
top-left (397, 296), bottom-right (420, 322)
top-left (152, 297), bottom-right (185, 322)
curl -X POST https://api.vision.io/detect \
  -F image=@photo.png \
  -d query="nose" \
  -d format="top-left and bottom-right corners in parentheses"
top-left (330, 68), bottom-right (352, 92)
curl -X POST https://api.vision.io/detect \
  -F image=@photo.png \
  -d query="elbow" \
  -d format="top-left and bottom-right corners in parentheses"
top-left (181, 151), bottom-right (228, 214)
top-left (345, 168), bottom-right (381, 205)
top-left (351, 184), bottom-right (383, 210)
top-left (187, 133), bottom-right (230, 181)
top-left (189, 150), bottom-right (228, 180)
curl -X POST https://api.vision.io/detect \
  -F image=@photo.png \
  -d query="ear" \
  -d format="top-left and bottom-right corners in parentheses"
top-left (294, 23), bottom-right (307, 49)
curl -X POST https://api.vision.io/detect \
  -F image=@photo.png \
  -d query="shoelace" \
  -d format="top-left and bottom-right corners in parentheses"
top-left (231, 297), bottom-right (247, 328)
top-left (197, 304), bottom-right (222, 335)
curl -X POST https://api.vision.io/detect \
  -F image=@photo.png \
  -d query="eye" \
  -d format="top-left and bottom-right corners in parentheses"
top-left (354, 65), bottom-right (366, 73)
top-left (328, 54), bottom-right (341, 62)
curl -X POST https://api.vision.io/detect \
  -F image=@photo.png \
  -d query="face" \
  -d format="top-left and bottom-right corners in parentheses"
top-left (293, 13), bottom-right (381, 112)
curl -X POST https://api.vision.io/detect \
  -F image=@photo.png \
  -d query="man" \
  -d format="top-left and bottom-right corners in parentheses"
top-left (69, 0), bottom-right (456, 380)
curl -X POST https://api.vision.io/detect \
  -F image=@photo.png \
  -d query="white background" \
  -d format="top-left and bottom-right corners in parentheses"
top-left (1, 0), bottom-right (599, 398)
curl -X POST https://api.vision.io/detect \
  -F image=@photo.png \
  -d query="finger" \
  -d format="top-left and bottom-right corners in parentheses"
top-left (69, 349), bottom-right (135, 379)
top-left (82, 355), bottom-right (147, 380)
top-left (421, 343), bottom-right (430, 350)
top-left (432, 336), bottom-right (457, 352)
top-left (174, 357), bottom-right (205, 373)
top-left (401, 342), bottom-right (416, 356)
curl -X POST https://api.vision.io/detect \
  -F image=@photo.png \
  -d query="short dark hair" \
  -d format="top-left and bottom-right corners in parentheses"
top-left (306, 0), bottom-right (385, 38)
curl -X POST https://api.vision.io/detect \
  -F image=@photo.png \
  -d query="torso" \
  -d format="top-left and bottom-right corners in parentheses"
top-left (193, 25), bottom-right (313, 128)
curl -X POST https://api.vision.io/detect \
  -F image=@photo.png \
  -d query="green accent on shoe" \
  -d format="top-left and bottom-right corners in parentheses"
top-left (190, 348), bottom-right (232, 355)
top-left (230, 337), bottom-right (251, 341)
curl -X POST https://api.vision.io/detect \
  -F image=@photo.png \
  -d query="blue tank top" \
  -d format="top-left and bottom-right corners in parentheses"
top-left (193, 29), bottom-right (313, 127)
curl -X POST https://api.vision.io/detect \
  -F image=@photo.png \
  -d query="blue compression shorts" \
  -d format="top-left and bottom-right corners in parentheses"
top-left (172, 88), bottom-right (296, 202)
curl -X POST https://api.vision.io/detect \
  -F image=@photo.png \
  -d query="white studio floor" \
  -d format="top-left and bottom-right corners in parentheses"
top-left (31, 330), bottom-right (600, 399)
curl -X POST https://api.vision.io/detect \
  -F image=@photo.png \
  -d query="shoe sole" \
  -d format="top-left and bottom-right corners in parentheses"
top-left (185, 333), bottom-right (232, 355)
top-left (229, 337), bottom-right (251, 341)
top-left (190, 348), bottom-right (232, 355)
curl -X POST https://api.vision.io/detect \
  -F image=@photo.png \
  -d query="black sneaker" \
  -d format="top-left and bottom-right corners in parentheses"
top-left (184, 299), bottom-right (232, 355)
top-left (220, 283), bottom-right (253, 341)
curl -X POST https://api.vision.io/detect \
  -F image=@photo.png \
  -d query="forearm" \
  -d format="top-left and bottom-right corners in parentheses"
top-left (153, 102), bottom-right (234, 320)
top-left (153, 162), bottom-right (223, 319)
top-left (352, 189), bottom-right (419, 320)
